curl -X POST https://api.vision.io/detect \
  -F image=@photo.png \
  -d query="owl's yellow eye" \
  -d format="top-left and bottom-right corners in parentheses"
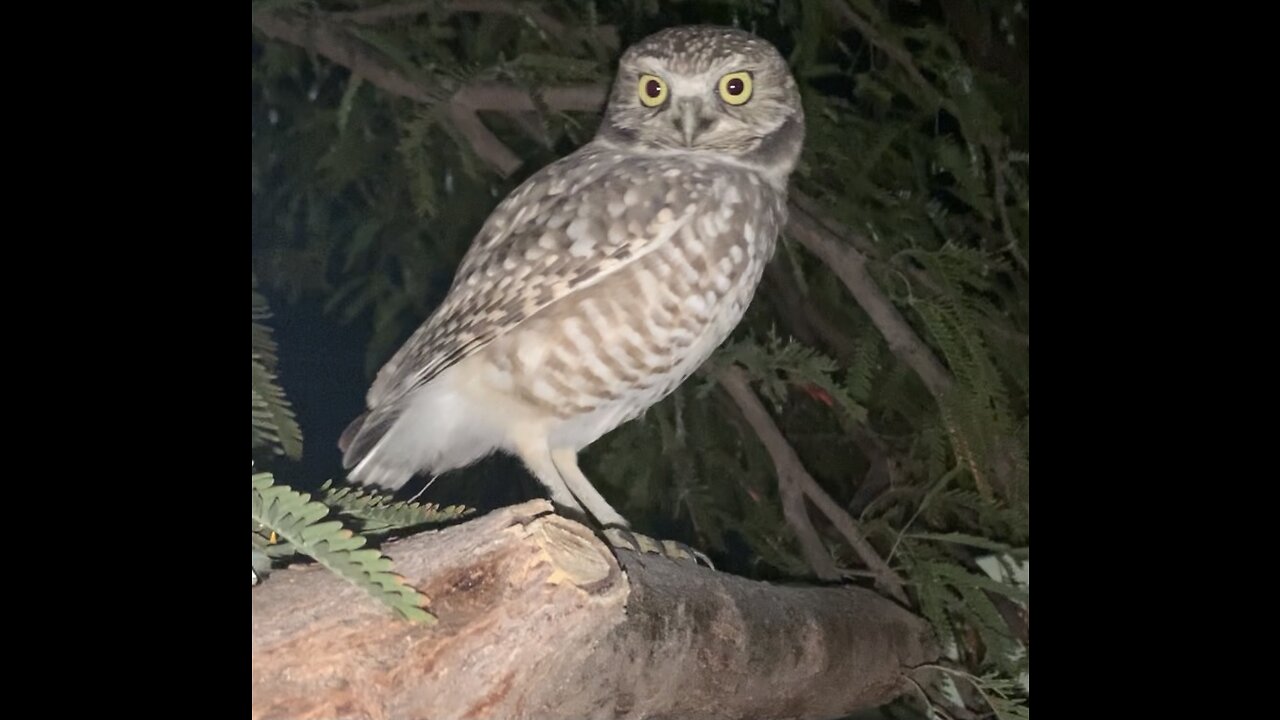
top-left (638, 74), bottom-right (668, 107)
top-left (718, 71), bottom-right (753, 106)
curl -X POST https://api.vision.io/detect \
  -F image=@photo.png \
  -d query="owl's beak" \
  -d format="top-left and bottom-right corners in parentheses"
top-left (675, 98), bottom-right (711, 147)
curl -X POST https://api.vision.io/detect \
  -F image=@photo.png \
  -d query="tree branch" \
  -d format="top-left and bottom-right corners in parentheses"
top-left (252, 500), bottom-right (937, 720)
top-left (252, 10), bottom-right (440, 104)
top-left (719, 367), bottom-right (908, 604)
top-left (336, 0), bottom-right (565, 36)
top-left (253, 9), bottom-right (608, 178)
top-left (450, 83), bottom-right (607, 177)
top-left (785, 203), bottom-right (955, 400)
top-left (331, 1), bottom-right (620, 50)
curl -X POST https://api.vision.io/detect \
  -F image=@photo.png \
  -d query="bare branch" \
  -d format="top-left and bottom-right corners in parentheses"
top-left (991, 152), bottom-right (1029, 275)
top-left (449, 83), bottom-right (607, 176)
top-left (763, 259), bottom-right (901, 516)
top-left (337, 0), bottom-right (565, 37)
top-left (331, 1), bottom-right (619, 50)
top-left (785, 204), bottom-right (955, 400)
top-left (252, 10), bottom-right (440, 104)
top-left (719, 366), bottom-right (908, 604)
top-left (252, 500), bottom-right (937, 720)
top-left (253, 10), bottom-right (608, 177)
top-left (824, 0), bottom-right (935, 100)
top-left (779, 468), bottom-right (843, 581)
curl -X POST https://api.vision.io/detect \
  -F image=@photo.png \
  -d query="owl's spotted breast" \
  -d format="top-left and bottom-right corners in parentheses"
top-left (471, 157), bottom-right (786, 449)
top-left (367, 146), bottom-right (783, 413)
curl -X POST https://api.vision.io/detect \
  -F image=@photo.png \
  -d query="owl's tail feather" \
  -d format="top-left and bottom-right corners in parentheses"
top-left (338, 404), bottom-right (415, 491)
top-left (337, 410), bottom-right (371, 460)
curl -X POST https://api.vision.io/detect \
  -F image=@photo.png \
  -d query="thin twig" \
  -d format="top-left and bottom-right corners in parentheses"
top-left (886, 464), bottom-right (961, 565)
top-left (824, 0), bottom-right (934, 99)
top-left (719, 366), bottom-right (907, 603)
top-left (990, 148), bottom-right (1029, 275)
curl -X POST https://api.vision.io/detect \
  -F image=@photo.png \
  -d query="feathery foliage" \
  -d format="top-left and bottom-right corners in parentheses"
top-left (252, 276), bottom-right (303, 459)
top-left (252, 0), bottom-right (1029, 714)
top-left (251, 276), bottom-right (469, 623)
top-left (318, 479), bottom-right (473, 534)
top-left (252, 471), bottom-right (434, 623)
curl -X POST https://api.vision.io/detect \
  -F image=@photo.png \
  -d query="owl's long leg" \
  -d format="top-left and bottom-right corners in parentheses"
top-left (512, 434), bottom-right (588, 518)
top-left (549, 447), bottom-right (629, 527)
top-left (550, 448), bottom-right (714, 568)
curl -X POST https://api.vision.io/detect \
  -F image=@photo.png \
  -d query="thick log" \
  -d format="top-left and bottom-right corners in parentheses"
top-left (252, 500), bottom-right (937, 720)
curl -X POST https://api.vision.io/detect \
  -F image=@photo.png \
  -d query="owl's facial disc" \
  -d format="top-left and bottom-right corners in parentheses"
top-left (599, 26), bottom-right (804, 167)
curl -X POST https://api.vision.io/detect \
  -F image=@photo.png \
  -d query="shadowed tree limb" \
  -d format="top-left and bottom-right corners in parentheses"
top-left (719, 366), bottom-right (908, 604)
top-left (252, 10), bottom-right (442, 103)
top-left (449, 83), bottom-right (607, 176)
top-left (251, 9), bottom-right (608, 177)
top-left (783, 204), bottom-right (955, 400)
top-left (252, 500), bottom-right (938, 720)
top-left (331, 0), bottom-right (621, 51)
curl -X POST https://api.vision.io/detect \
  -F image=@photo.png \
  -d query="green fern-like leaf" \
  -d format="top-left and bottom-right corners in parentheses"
top-left (906, 532), bottom-right (1018, 553)
top-left (914, 570), bottom-right (955, 652)
top-left (956, 670), bottom-right (1030, 720)
top-left (251, 472), bottom-right (434, 623)
top-left (319, 480), bottom-right (472, 533)
top-left (920, 560), bottom-right (1028, 604)
top-left (252, 279), bottom-right (303, 459)
top-left (956, 583), bottom-right (1023, 675)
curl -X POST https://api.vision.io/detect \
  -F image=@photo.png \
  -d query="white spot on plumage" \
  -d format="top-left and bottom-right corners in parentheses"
top-left (684, 292), bottom-right (709, 316)
top-left (516, 336), bottom-right (549, 371)
top-left (531, 378), bottom-right (559, 403)
top-left (567, 217), bottom-right (595, 246)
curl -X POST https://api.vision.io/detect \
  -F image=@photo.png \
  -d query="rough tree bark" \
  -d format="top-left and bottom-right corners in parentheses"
top-left (252, 500), bottom-right (938, 720)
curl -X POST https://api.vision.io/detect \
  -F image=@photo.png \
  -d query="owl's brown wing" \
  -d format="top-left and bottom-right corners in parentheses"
top-left (364, 147), bottom-right (714, 411)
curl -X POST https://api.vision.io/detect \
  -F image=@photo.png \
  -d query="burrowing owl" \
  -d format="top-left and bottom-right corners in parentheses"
top-left (340, 25), bottom-right (804, 562)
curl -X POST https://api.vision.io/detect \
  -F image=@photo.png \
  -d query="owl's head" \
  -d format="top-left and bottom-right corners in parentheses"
top-left (598, 26), bottom-right (804, 174)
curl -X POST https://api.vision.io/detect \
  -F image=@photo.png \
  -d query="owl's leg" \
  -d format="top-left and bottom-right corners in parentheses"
top-left (512, 434), bottom-right (589, 519)
top-left (549, 447), bottom-right (629, 527)
top-left (550, 448), bottom-right (714, 569)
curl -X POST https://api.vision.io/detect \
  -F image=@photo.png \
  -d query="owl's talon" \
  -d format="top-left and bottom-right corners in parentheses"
top-left (602, 526), bottom-right (714, 569)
